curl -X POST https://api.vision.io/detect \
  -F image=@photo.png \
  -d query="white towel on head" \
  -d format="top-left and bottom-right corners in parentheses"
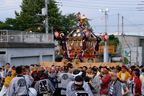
top-left (72, 71), bottom-right (83, 78)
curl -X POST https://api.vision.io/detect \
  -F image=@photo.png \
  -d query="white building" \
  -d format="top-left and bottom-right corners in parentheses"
top-left (112, 32), bottom-right (144, 66)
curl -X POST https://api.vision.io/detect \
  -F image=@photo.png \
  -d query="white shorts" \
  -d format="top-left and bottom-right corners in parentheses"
top-left (0, 86), bottom-right (8, 96)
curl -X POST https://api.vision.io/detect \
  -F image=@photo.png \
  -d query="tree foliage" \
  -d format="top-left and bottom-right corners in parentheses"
top-left (124, 57), bottom-right (128, 64)
top-left (15, 0), bottom-right (46, 32)
top-left (101, 34), bottom-right (120, 51)
top-left (0, 18), bottom-right (20, 30)
top-left (60, 13), bottom-right (78, 34)
top-left (0, 0), bottom-right (92, 34)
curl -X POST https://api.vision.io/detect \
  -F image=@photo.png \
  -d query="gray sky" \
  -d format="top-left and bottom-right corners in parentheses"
top-left (0, 0), bottom-right (144, 35)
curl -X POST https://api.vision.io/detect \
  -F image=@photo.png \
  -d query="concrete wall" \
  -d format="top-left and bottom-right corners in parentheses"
top-left (0, 48), bottom-right (55, 67)
top-left (116, 35), bottom-right (140, 48)
top-left (0, 48), bottom-right (7, 66)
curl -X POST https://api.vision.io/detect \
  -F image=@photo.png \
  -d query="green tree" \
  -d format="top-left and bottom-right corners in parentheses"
top-left (5, 18), bottom-right (18, 30)
top-left (60, 13), bottom-right (78, 34)
top-left (0, 21), bottom-right (12, 30)
top-left (15, 0), bottom-right (62, 32)
top-left (124, 57), bottom-right (128, 64)
top-left (15, 0), bottom-right (45, 32)
top-left (101, 34), bottom-right (119, 51)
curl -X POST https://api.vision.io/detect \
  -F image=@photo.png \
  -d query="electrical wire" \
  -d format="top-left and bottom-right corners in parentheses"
top-left (123, 35), bottom-right (137, 53)
top-left (60, 0), bottom-right (139, 5)
top-left (59, 5), bottom-right (142, 11)
top-left (119, 14), bottom-right (144, 32)
top-left (59, 0), bottom-right (141, 4)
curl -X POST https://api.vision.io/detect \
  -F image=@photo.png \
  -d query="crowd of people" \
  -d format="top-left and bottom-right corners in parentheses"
top-left (0, 63), bottom-right (144, 96)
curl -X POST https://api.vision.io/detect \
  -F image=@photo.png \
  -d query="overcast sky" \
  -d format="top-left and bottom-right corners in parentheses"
top-left (0, 0), bottom-right (144, 35)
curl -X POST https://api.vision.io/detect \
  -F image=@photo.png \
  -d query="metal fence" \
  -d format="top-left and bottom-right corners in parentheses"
top-left (0, 30), bottom-right (54, 43)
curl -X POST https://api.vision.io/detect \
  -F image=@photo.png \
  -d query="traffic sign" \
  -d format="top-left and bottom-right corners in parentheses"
top-left (125, 51), bottom-right (127, 56)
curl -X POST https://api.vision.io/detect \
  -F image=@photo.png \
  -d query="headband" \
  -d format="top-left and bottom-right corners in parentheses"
top-left (74, 81), bottom-right (83, 85)
top-left (121, 67), bottom-right (126, 69)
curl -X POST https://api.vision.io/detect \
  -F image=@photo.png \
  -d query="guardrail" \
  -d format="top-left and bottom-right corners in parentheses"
top-left (0, 30), bottom-right (54, 43)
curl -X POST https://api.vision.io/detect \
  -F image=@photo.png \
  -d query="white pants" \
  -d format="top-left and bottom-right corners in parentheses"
top-left (0, 86), bottom-right (8, 96)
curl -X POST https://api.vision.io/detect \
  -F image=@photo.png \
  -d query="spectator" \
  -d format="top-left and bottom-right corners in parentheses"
top-left (113, 68), bottom-right (118, 74)
top-left (5, 63), bottom-right (11, 75)
top-left (117, 66), bottom-right (130, 83)
top-left (108, 73), bottom-right (122, 96)
top-left (91, 68), bottom-right (101, 96)
top-left (121, 82), bottom-right (129, 96)
top-left (100, 66), bottom-right (111, 96)
top-left (48, 67), bottom-right (57, 88)
top-left (140, 68), bottom-right (144, 84)
top-left (134, 72), bottom-right (141, 96)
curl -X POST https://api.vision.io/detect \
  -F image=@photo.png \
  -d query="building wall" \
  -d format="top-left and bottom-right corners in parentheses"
top-left (0, 48), bottom-right (55, 67)
top-left (123, 47), bottom-right (142, 66)
top-left (115, 35), bottom-right (144, 65)
top-left (116, 35), bottom-right (140, 48)
top-left (0, 48), bottom-right (7, 66)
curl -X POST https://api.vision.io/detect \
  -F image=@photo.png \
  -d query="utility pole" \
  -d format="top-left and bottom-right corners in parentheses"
top-left (122, 16), bottom-right (124, 35)
top-left (36, 0), bottom-right (49, 34)
top-left (45, 0), bottom-right (49, 34)
top-left (104, 11), bottom-right (108, 63)
top-left (51, 26), bottom-right (54, 41)
top-left (130, 51), bottom-right (131, 66)
top-left (136, 45), bottom-right (139, 65)
top-left (122, 16), bottom-right (124, 64)
top-left (136, 31), bottom-right (140, 66)
top-left (118, 13), bottom-right (119, 36)
top-left (99, 8), bottom-right (109, 63)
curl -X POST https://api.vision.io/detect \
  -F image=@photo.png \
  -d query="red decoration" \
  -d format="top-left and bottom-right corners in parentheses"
top-left (0, 39), bottom-right (3, 41)
top-left (90, 47), bottom-right (94, 50)
top-left (10, 36), bottom-right (14, 40)
top-left (68, 46), bottom-right (73, 51)
top-left (18, 35), bottom-right (21, 38)
top-left (77, 12), bottom-right (81, 20)
top-left (86, 31), bottom-right (90, 37)
top-left (55, 31), bottom-right (60, 38)
top-left (38, 27), bottom-right (40, 30)
top-left (103, 34), bottom-right (108, 41)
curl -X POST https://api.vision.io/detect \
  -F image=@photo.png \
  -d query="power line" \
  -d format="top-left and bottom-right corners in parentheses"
top-left (60, 0), bottom-right (142, 3)
top-left (0, 3), bottom-right (139, 9)
top-left (59, 5), bottom-right (141, 11)
top-left (60, 0), bottom-right (140, 5)
top-left (119, 14), bottom-right (144, 32)
top-left (0, 7), bottom-right (20, 11)
top-left (61, 3), bottom-right (139, 8)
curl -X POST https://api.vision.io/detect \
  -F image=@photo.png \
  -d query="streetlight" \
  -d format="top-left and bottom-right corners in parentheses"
top-left (99, 8), bottom-right (109, 63)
